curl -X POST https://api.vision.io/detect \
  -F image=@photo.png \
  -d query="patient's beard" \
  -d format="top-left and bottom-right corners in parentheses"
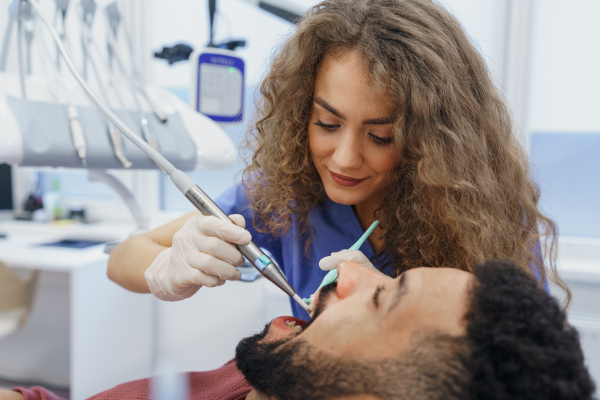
top-left (236, 282), bottom-right (369, 400)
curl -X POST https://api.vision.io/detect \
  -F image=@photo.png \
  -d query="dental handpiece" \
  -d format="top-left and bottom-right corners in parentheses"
top-left (174, 176), bottom-right (309, 312)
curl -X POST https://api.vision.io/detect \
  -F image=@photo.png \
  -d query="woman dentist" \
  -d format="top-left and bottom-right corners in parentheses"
top-left (108, 0), bottom-right (567, 317)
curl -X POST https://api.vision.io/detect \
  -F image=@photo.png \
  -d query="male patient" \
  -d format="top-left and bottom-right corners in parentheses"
top-left (2, 260), bottom-right (596, 400)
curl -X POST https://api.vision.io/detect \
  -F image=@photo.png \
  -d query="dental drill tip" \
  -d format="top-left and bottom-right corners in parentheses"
top-left (293, 294), bottom-right (309, 312)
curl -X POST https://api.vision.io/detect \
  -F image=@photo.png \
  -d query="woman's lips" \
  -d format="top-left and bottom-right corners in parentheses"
top-left (329, 171), bottom-right (367, 187)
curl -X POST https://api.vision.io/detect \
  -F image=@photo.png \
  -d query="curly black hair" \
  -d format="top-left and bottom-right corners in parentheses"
top-left (465, 260), bottom-right (596, 400)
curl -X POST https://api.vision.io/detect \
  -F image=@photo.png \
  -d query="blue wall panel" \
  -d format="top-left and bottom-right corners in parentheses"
top-left (530, 133), bottom-right (600, 238)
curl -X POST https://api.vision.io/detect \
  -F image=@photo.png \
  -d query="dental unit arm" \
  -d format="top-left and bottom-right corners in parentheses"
top-left (24, 0), bottom-right (309, 313)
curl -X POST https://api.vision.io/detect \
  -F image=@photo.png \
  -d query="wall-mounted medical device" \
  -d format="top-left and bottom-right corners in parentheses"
top-left (155, 0), bottom-right (305, 124)
top-left (189, 47), bottom-right (244, 123)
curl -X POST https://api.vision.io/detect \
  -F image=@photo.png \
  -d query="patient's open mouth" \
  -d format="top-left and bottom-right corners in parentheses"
top-left (271, 316), bottom-right (307, 336)
top-left (285, 320), bottom-right (303, 333)
top-left (301, 281), bottom-right (338, 330)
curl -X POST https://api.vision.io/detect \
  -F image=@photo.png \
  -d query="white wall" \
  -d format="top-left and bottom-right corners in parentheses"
top-left (438, 0), bottom-right (503, 80)
top-left (527, 0), bottom-right (600, 387)
top-left (527, 0), bottom-right (600, 133)
top-left (144, 0), bottom-right (296, 89)
top-left (144, 0), bottom-right (504, 90)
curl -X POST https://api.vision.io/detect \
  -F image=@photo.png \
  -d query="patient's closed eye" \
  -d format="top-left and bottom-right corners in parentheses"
top-left (373, 285), bottom-right (384, 308)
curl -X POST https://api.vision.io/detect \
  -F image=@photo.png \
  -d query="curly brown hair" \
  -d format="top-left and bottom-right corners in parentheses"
top-left (242, 0), bottom-right (568, 303)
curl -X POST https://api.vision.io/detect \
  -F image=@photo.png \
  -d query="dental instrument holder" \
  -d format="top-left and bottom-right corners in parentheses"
top-left (25, 0), bottom-right (307, 312)
top-left (22, 0), bottom-right (308, 310)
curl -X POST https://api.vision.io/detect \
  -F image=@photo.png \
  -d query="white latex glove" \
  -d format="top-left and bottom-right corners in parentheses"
top-left (144, 214), bottom-right (251, 301)
top-left (319, 249), bottom-right (378, 272)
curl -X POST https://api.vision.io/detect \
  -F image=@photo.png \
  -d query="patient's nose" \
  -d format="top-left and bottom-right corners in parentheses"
top-left (336, 261), bottom-right (383, 299)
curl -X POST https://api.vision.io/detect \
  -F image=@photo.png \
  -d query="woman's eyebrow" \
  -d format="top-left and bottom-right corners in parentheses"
top-left (313, 97), bottom-right (395, 125)
top-left (314, 97), bottom-right (344, 119)
top-left (365, 116), bottom-right (396, 125)
top-left (387, 274), bottom-right (408, 314)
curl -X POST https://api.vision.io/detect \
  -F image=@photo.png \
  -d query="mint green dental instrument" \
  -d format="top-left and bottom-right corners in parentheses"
top-left (303, 220), bottom-right (380, 304)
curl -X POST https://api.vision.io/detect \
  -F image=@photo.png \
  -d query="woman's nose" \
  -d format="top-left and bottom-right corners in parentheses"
top-left (336, 261), bottom-right (382, 299)
top-left (331, 129), bottom-right (362, 169)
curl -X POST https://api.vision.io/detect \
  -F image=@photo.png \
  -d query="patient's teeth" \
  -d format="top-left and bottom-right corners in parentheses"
top-left (285, 320), bottom-right (297, 329)
top-left (284, 320), bottom-right (302, 332)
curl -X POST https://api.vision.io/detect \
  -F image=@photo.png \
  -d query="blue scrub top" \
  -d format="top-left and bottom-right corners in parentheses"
top-left (216, 184), bottom-right (549, 318)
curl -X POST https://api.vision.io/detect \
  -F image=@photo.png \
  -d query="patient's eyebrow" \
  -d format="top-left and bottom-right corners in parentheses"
top-left (388, 274), bottom-right (408, 314)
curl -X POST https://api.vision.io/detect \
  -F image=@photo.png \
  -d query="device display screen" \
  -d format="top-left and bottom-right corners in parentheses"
top-left (196, 52), bottom-right (244, 123)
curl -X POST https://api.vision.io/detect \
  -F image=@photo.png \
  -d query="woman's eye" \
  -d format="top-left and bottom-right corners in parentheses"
top-left (313, 121), bottom-right (339, 131)
top-left (369, 133), bottom-right (394, 146)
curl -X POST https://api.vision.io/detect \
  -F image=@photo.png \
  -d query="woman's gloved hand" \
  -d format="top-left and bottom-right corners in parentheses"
top-left (319, 249), bottom-right (378, 272)
top-left (144, 214), bottom-right (251, 301)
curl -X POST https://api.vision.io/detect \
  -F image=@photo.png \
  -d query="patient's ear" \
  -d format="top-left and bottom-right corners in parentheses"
top-left (0, 389), bottom-right (24, 400)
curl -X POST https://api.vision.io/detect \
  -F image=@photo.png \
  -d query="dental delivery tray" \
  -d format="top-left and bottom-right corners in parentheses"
top-left (0, 73), bottom-right (236, 171)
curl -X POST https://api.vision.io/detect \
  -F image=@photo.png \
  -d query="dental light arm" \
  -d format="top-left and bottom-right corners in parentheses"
top-left (241, 0), bottom-right (304, 24)
top-left (105, 1), bottom-right (167, 124)
top-left (26, 0), bottom-right (308, 312)
top-left (0, 1), bottom-right (18, 71)
top-left (17, 0), bottom-right (33, 98)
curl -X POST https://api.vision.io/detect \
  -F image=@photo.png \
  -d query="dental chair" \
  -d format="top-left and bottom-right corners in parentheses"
top-left (0, 262), bottom-right (38, 338)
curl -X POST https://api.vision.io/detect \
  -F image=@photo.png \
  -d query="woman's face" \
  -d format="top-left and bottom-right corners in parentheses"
top-left (308, 50), bottom-right (399, 214)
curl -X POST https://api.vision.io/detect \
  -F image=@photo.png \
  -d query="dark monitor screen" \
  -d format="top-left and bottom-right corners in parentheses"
top-left (0, 164), bottom-right (13, 210)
